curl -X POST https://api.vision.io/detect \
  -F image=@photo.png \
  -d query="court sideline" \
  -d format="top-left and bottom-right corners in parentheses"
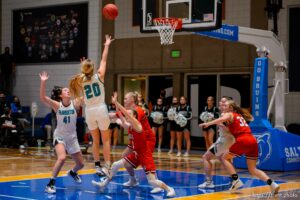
top-left (0, 147), bottom-right (299, 199)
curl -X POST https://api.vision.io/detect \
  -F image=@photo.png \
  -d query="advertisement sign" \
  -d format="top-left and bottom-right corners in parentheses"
top-left (195, 24), bottom-right (239, 42)
top-left (234, 128), bottom-right (300, 171)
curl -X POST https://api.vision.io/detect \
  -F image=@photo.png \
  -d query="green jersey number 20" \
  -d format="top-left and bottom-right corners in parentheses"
top-left (84, 83), bottom-right (101, 99)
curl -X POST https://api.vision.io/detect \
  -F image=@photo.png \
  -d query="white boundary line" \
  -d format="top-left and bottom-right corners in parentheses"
top-left (11, 186), bottom-right (30, 188)
top-left (0, 157), bottom-right (22, 160)
top-left (0, 194), bottom-right (37, 200)
top-left (84, 190), bottom-right (97, 194)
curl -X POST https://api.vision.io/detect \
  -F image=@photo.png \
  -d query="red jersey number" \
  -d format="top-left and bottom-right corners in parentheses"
top-left (237, 116), bottom-right (248, 127)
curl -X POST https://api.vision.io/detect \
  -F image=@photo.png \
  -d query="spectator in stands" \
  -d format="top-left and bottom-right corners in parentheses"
top-left (0, 92), bottom-right (8, 116)
top-left (10, 96), bottom-right (22, 117)
top-left (10, 96), bottom-right (30, 129)
top-left (0, 106), bottom-right (23, 147)
top-left (0, 47), bottom-right (15, 94)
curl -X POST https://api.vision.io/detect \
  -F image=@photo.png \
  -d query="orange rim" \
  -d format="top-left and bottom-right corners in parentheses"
top-left (153, 17), bottom-right (182, 30)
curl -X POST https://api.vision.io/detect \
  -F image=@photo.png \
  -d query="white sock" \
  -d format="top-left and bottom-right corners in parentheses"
top-left (147, 174), bottom-right (163, 188)
top-left (110, 159), bottom-right (125, 178)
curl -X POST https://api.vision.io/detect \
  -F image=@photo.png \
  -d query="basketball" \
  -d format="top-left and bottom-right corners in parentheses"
top-left (102, 4), bottom-right (118, 20)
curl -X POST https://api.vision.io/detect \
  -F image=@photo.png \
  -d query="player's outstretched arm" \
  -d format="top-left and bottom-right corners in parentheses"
top-left (115, 108), bottom-right (132, 130)
top-left (112, 92), bottom-right (142, 132)
top-left (39, 71), bottom-right (60, 112)
top-left (97, 34), bottom-right (114, 82)
top-left (199, 112), bottom-right (232, 128)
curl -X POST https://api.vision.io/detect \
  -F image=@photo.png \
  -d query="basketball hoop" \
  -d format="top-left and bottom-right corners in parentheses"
top-left (153, 18), bottom-right (182, 45)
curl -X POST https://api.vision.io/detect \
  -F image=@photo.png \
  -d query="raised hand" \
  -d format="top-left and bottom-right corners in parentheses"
top-left (111, 91), bottom-right (118, 104)
top-left (80, 57), bottom-right (86, 63)
top-left (104, 34), bottom-right (115, 46)
top-left (39, 71), bottom-right (49, 81)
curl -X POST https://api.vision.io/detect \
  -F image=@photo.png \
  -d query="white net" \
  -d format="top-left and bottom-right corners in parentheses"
top-left (153, 18), bottom-right (179, 45)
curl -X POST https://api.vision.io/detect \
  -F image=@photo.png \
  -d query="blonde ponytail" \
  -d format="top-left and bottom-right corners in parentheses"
top-left (81, 59), bottom-right (94, 79)
top-left (69, 74), bottom-right (84, 98)
top-left (69, 58), bottom-right (95, 98)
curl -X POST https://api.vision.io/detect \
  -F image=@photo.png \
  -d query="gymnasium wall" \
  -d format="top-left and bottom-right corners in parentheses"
top-left (1, 0), bottom-right (102, 117)
top-left (273, 0), bottom-right (300, 125)
top-left (111, 35), bottom-right (254, 73)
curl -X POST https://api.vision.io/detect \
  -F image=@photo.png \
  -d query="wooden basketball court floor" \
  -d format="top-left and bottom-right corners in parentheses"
top-left (0, 147), bottom-right (299, 200)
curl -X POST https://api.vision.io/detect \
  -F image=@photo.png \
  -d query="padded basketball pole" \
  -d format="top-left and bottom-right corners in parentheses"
top-left (196, 25), bottom-right (288, 131)
top-left (238, 26), bottom-right (287, 131)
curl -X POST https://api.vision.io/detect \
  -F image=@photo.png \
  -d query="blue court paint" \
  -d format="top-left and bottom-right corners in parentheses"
top-left (0, 170), bottom-right (285, 200)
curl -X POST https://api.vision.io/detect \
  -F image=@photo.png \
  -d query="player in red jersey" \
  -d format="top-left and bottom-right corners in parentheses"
top-left (199, 100), bottom-right (280, 195)
top-left (121, 92), bottom-right (164, 194)
top-left (108, 92), bottom-right (164, 193)
top-left (93, 92), bottom-right (176, 197)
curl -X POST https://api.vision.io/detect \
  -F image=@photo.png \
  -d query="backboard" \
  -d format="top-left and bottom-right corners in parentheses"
top-left (140, 0), bottom-right (223, 33)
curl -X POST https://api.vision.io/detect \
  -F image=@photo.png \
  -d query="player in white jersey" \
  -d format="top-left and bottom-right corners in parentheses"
top-left (198, 96), bottom-right (235, 189)
top-left (39, 71), bottom-right (84, 194)
top-left (69, 34), bottom-right (114, 177)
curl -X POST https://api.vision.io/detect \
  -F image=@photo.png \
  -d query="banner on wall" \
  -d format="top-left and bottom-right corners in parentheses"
top-left (13, 3), bottom-right (88, 63)
top-left (195, 24), bottom-right (239, 42)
